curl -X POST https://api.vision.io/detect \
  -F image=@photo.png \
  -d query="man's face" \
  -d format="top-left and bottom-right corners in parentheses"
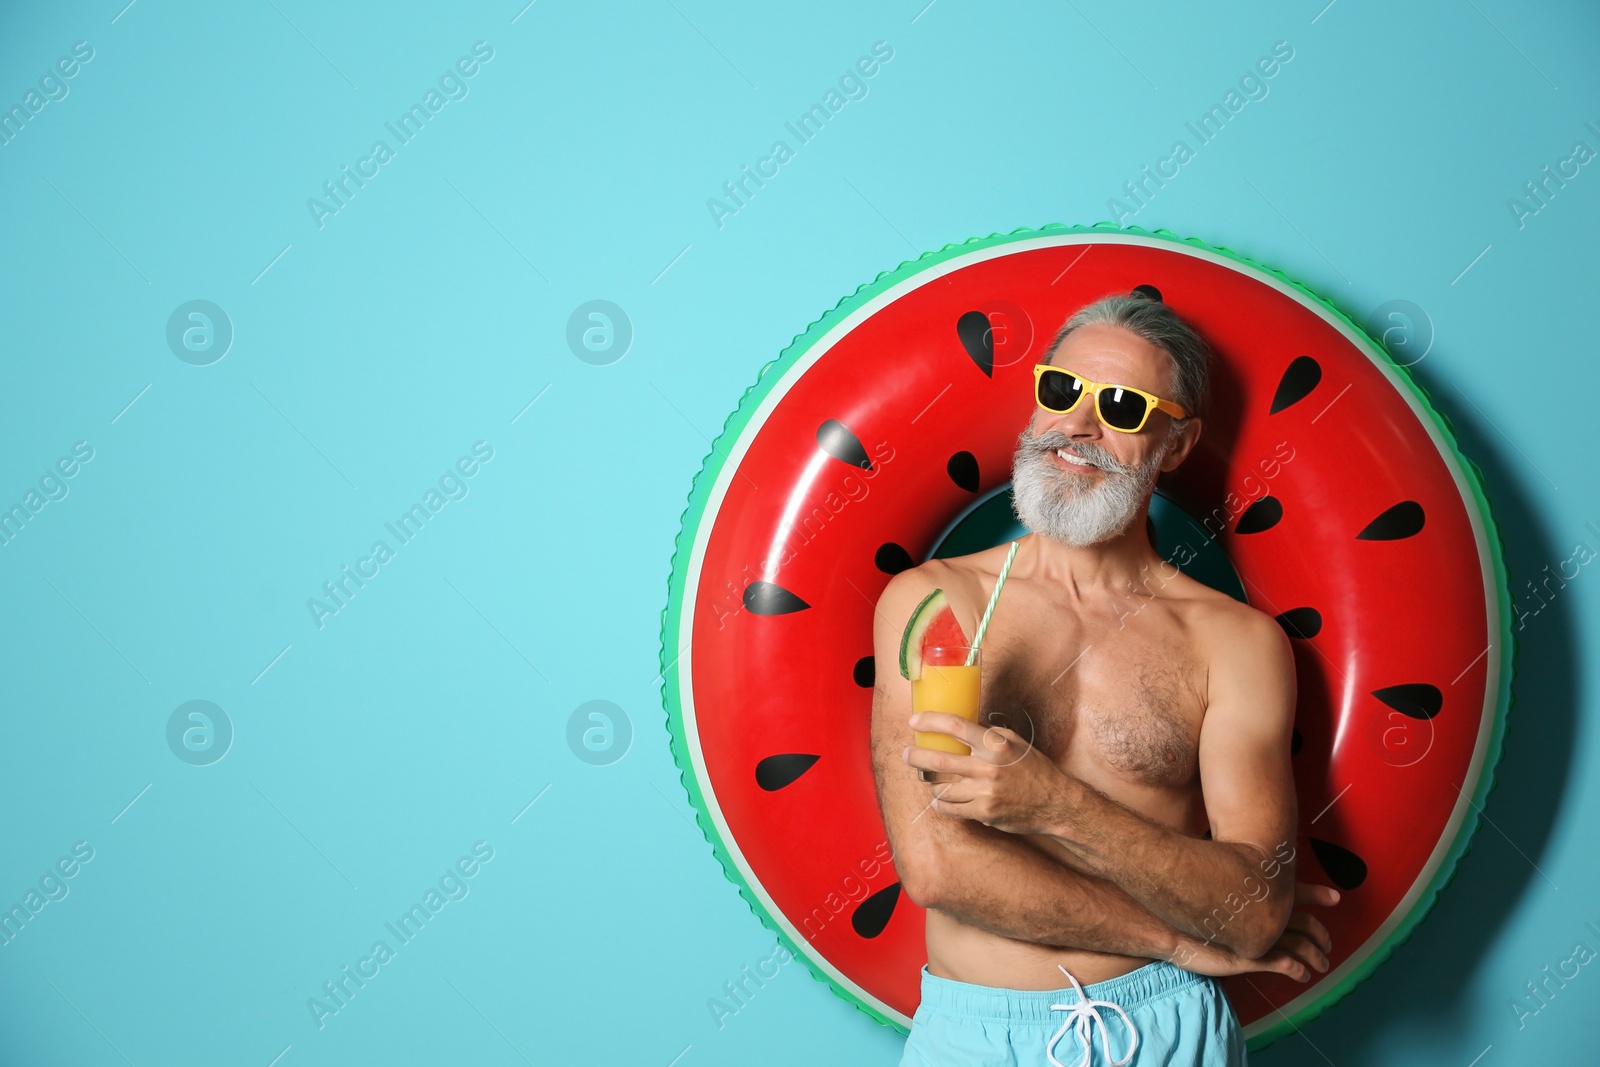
top-left (1010, 323), bottom-right (1197, 547)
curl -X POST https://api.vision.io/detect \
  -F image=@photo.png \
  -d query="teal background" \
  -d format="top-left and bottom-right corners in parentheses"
top-left (0, 1), bottom-right (1595, 1064)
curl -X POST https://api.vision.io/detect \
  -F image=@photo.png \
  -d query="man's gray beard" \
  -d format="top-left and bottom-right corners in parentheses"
top-left (1009, 427), bottom-right (1172, 547)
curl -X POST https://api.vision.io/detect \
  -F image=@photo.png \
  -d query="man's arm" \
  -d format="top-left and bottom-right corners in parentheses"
top-left (871, 568), bottom-right (1183, 957)
top-left (1037, 607), bottom-right (1299, 958)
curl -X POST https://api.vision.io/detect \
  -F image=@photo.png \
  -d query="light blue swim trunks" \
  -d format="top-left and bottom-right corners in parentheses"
top-left (898, 960), bottom-right (1247, 1066)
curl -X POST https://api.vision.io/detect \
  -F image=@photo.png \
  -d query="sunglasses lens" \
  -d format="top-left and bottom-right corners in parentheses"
top-left (1097, 386), bottom-right (1149, 431)
top-left (1038, 369), bottom-right (1082, 412)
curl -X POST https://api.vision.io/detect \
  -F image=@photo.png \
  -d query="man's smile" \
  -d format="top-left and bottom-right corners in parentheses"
top-left (1052, 447), bottom-right (1102, 472)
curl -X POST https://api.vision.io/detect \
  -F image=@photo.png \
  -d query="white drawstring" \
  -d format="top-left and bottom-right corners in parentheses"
top-left (1046, 964), bottom-right (1140, 1067)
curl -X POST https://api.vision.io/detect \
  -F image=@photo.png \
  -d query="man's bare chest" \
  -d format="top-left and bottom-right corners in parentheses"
top-left (979, 627), bottom-right (1207, 790)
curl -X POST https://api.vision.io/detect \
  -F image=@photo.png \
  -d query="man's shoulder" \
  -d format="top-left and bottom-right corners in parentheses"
top-left (1188, 592), bottom-right (1293, 670)
top-left (1190, 585), bottom-right (1286, 643)
top-left (881, 541), bottom-right (1017, 595)
top-left (878, 556), bottom-right (961, 609)
top-left (875, 553), bottom-right (992, 636)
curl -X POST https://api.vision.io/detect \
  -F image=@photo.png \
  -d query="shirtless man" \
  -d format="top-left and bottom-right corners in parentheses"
top-left (872, 291), bottom-right (1339, 1066)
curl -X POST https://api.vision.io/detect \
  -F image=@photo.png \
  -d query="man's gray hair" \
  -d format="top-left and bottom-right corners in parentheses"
top-left (1040, 291), bottom-right (1213, 430)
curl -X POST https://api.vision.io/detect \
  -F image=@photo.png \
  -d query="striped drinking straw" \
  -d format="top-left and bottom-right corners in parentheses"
top-left (965, 539), bottom-right (1019, 666)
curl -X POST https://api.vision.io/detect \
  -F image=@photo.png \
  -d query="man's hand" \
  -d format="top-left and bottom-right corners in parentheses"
top-left (1265, 880), bottom-right (1339, 981)
top-left (1172, 881), bottom-right (1339, 983)
top-left (903, 711), bottom-right (1069, 836)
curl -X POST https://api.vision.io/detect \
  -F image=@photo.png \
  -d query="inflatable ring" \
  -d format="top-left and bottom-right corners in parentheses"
top-left (660, 224), bottom-right (1512, 1049)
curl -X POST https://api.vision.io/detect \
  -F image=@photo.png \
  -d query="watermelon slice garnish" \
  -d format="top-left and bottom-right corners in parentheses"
top-left (897, 588), bottom-right (971, 680)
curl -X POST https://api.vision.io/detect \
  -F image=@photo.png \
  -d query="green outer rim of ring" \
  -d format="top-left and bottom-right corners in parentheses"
top-left (657, 221), bottom-right (1517, 1051)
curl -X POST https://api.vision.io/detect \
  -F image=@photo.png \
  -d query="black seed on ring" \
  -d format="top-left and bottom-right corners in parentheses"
top-left (1274, 607), bottom-right (1323, 639)
top-left (851, 882), bottom-right (902, 939)
top-left (1372, 683), bottom-right (1442, 720)
top-left (1132, 284), bottom-right (1163, 303)
top-left (957, 311), bottom-right (995, 377)
top-left (853, 656), bottom-right (875, 688)
top-left (1309, 837), bottom-right (1368, 891)
top-left (1356, 500), bottom-right (1426, 541)
top-left (744, 580), bottom-right (810, 616)
top-left (875, 542), bottom-right (915, 575)
top-left (1235, 496), bottom-right (1284, 534)
top-left (948, 451), bottom-right (980, 493)
top-left (1270, 356), bottom-right (1322, 414)
top-left (754, 753), bottom-right (821, 791)
top-left (817, 419), bottom-right (873, 470)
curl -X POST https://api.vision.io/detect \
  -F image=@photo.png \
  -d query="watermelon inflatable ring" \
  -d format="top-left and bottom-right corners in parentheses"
top-left (659, 224), bottom-right (1513, 1049)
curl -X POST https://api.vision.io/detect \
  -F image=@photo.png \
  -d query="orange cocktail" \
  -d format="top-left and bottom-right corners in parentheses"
top-left (912, 646), bottom-right (980, 784)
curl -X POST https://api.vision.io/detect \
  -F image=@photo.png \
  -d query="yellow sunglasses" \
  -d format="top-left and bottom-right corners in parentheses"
top-left (1032, 363), bottom-right (1189, 433)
